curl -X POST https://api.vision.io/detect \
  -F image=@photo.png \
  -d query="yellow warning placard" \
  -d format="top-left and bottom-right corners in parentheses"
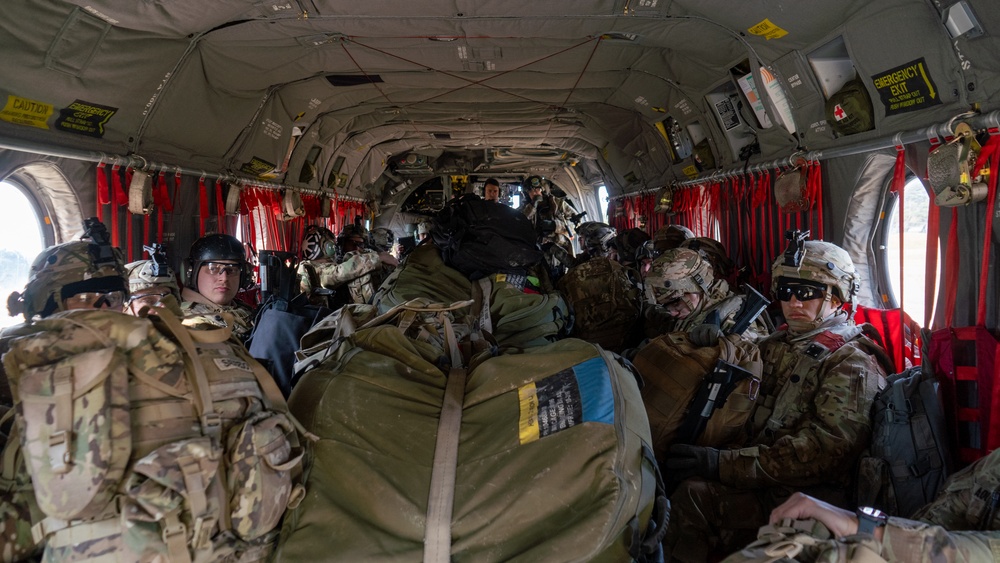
top-left (747, 18), bottom-right (788, 40)
top-left (871, 58), bottom-right (941, 116)
top-left (0, 95), bottom-right (53, 129)
top-left (682, 164), bottom-right (700, 179)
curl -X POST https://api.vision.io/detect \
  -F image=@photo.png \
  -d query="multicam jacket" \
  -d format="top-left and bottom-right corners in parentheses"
top-left (180, 286), bottom-right (255, 343)
top-left (718, 315), bottom-right (887, 491)
top-left (642, 281), bottom-right (767, 342)
top-left (519, 194), bottom-right (576, 253)
top-left (879, 448), bottom-right (1000, 561)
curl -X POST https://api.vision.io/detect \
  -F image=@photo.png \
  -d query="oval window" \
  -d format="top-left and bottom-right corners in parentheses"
top-left (0, 180), bottom-right (47, 328)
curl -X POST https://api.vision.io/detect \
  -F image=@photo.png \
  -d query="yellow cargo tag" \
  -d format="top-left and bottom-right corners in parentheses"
top-left (747, 18), bottom-right (788, 40)
top-left (0, 95), bottom-right (53, 129)
top-left (518, 383), bottom-right (540, 445)
top-left (682, 164), bottom-right (699, 179)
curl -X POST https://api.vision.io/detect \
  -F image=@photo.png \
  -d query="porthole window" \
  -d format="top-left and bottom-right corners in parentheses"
top-left (0, 180), bottom-right (48, 328)
top-left (878, 175), bottom-right (934, 324)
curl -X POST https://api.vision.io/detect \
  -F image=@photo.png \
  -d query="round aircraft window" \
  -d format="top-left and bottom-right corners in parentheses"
top-left (0, 180), bottom-right (47, 328)
top-left (877, 175), bottom-right (933, 324)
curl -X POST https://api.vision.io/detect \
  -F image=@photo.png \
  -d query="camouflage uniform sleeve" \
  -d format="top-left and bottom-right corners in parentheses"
top-left (880, 517), bottom-right (1000, 562)
top-left (318, 251), bottom-right (381, 287)
top-left (718, 345), bottom-right (883, 488)
top-left (910, 449), bottom-right (1000, 532)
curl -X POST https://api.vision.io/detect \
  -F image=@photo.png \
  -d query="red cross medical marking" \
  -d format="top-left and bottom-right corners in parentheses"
top-left (833, 104), bottom-right (847, 121)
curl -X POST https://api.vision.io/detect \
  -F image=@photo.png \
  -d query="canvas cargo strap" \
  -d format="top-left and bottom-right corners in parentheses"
top-left (423, 317), bottom-right (467, 563)
top-left (752, 332), bottom-right (843, 432)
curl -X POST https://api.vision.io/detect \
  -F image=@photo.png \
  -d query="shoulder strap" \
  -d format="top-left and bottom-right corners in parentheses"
top-left (150, 310), bottom-right (220, 444)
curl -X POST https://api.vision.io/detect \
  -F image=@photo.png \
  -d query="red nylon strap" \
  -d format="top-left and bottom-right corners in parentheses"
top-left (198, 176), bottom-right (208, 237)
top-left (215, 179), bottom-right (226, 235)
top-left (944, 208), bottom-right (959, 327)
top-left (96, 163), bottom-right (109, 221)
top-left (143, 213), bottom-right (151, 249)
top-left (973, 133), bottom-right (1000, 325)
top-left (110, 164), bottom-right (122, 246)
top-left (809, 161), bottom-right (824, 240)
top-left (890, 146), bottom-right (907, 372)
top-left (111, 164), bottom-right (128, 205)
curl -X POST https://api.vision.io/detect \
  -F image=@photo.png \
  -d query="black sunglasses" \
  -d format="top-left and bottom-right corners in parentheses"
top-left (776, 281), bottom-right (826, 302)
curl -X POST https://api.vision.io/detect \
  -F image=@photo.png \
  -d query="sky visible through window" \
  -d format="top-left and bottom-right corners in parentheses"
top-left (885, 177), bottom-right (934, 326)
top-left (0, 181), bottom-right (45, 328)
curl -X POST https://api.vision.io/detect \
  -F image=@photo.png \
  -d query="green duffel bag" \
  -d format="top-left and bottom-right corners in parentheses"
top-left (373, 243), bottom-right (570, 349)
top-left (276, 328), bottom-right (665, 562)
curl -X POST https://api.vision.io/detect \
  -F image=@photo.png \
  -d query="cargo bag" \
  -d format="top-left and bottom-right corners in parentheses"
top-left (1, 309), bottom-right (309, 563)
top-left (557, 256), bottom-right (642, 353)
top-left (276, 302), bottom-right (665, 562)
top-left (856, 361), bottom-right (953, 518)
top-left (372, 243), bottom-right (570, 349)
top-left (633, 331), bottom-right (762, 459)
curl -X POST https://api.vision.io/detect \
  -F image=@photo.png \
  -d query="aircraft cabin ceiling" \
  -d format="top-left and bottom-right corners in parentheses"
top-left (0, 0), bottom-right (998, 200)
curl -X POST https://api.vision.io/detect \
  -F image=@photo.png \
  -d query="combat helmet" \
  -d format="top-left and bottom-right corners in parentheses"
top-left (770, 230), bottom-right (859, 304)
top-left (8, 218), bottom-right (127, 320)
top-left (635, 239), bottom-right (661, 264)
top-left (301, 225), bottom-right (337, 261)
top-left (369, 227), bottom-right (395, 252)
top-left (615, 228), bottom-right (651, 265)
top-left (185, 233), bottom-right (249, 289)
top-left (125, 244), bottom-right (179, 296)
top-left (652, 224), bottom-right (695, 252)
top-left (643, 247), bottom-right (714, 307)
top-left (415, 219), bottom-right (433, 239)
top-left (576, 221), bottom-right (617, 257)
top-left (679, 237), bottom-right (734, 279)
top-left (524, 175), bottom-right (547, 194)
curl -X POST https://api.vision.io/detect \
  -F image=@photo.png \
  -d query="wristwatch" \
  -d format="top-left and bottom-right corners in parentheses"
top-left (856, 506), bottom-right (888, 536)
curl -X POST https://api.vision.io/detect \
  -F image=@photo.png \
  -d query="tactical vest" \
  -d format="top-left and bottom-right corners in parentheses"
top-left (1, 309), bottom-right (309, 563)
top-left (557, 257), bottom-right (642, 353)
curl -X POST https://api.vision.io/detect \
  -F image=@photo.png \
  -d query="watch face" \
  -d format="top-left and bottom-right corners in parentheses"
top-left (859, 506), bottom-right (886, 520)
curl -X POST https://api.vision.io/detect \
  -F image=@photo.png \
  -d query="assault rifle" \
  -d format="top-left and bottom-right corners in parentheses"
top-left (673, 284), bottom-right (770, 446)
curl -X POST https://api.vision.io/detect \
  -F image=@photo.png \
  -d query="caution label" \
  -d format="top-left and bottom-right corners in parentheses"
top-left (871, 58), bottom-right (941, 116)
top-left (240, 156), bottom-right (278, 178)
top-left (0, 95), bottom-right (53, 129)
top-left (55, 100), bottom-right (117, 137)
top-left (747, 18), bottom-right (788, 40)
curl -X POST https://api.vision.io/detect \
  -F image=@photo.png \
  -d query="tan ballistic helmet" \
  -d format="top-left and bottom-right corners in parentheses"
top-left (9, 222), bottom-right (127, 320)
top-left (652, 224), bottom-right (695, 252)
top-left (771, 239), bottom-right (859, 303)
top-left (679, 237), bottom-right (734, 278)
top-left (125, 259), bottom-right (180, 296)
top-left (643, 248), bottom-right (714, 306)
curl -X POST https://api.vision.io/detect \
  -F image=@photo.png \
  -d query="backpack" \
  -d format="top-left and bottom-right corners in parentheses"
top-left (856, 364), bottom-right (953, 518)
top-left (276, 302), bottom-right (666, 562)
top-left (633, 331), bottom-right (762, 460)
top-left (557, 256), bottom-right (642, 353)
top-left (1, 309), bottom-right (309, 562)
top-left (431, 194), bottom-right (543, 280)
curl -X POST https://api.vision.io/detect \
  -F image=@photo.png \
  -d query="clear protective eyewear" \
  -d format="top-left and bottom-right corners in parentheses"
top-left (64, 290), bottom-right (126, 310)
top-left (776, 281), bottom-right (826, 302)
top-left (127, 290), bottom-right (172, 307)
top-left (202, 262), bottom-right (242, 276)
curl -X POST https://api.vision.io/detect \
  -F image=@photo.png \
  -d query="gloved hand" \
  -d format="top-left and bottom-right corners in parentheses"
top-left (688, 323), bottom-right (724, 347)
top-left (664, 444), bottom-right (720, 482)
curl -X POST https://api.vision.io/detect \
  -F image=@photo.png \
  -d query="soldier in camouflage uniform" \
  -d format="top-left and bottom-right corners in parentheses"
top-left (574, 221), bottom-right (618, 264)
top-left (0, 221), bottom-right (306, 562)
top-left (122, 243), bottom-right (183, 316)
top-left (756, 446), bottom-right (1000, 561)
top-left (297, 225), bottom-right (340, 308)
top-left (662, 236), bottom-right (889, 562)
top-left (519, 175), bottom-right (577, 260)
top-left (299, 224), bottom-right (390, 307)
top-left (180, 233), bottom-right (255, 341)
top-left (641, 247), bottom-right (759, 342)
